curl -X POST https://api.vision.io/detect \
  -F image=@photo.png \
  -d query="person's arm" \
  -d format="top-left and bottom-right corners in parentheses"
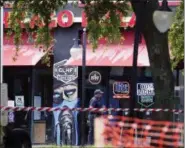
top-left (101, 104), bottom-right (107, 115)
top-left (102, 105), bottom-right (106, 108)
top-left (89, 98), bottom-right (95, 108)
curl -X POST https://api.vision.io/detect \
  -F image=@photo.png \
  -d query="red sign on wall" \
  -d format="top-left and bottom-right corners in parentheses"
top-left (3, 10), bottom-right (136, 28)
top-left (3, 1), bottom-right (180, 28)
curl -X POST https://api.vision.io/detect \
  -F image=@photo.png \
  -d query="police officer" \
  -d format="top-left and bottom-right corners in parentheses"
top-left (88, 89), bottom-right (104, 145)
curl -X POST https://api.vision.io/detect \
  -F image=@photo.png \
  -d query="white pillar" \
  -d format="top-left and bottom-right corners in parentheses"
top-left (94, 117), bottom-right (105, 147)
top-left (0, 6), bottom-right (4, 145)
top-left (0, 4), bottom-right (3, 84)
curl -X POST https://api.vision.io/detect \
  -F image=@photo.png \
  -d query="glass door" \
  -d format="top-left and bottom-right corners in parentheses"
top-left (13, 75), bottom-right (30, 129)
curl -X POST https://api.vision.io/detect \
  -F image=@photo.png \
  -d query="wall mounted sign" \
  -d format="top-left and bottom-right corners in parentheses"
top-left (53, 60), bottom-right (78, 84)
top-left (8, 100), bottom-right (14, 107)
top-left (137, 83), bottom-right (155, 108)
top-left (88, 71), bottom-right (101, 85)
top-left (3, 2), bottom-right (179, 28)
top-left (3, 10), bottom-right (136, 28)
top-left (8, 100), bottom-right (15, 123)
top-left (113, 81), bottom-right (130, 99)
top-left (15, 96), bottom-right (24, 107)
top-left (34, 96), bottom-right (42, 120)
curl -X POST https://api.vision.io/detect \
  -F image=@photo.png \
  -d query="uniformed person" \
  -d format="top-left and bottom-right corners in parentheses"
top-left (88, 89), bottom-right (104, 145)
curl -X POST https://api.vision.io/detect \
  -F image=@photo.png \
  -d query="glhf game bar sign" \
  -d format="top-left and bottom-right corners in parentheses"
top-left (3, 10), bottom-right (136, 28)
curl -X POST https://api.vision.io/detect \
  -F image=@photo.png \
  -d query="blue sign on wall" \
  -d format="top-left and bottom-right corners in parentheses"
top-left (113, 81), bottom-right (130, 99)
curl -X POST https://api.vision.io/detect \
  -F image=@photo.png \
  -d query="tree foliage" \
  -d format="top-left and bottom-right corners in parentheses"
top-left (169, 0), bottom-right (184, 69)
top-left (4, 0), bottom-right (180, 120)
top-left (6, 0), bottom-right (130, 65)
top-left (8, 0), bottom-right (69, 65)
top-left (84, 0), bottom-right (130, 49)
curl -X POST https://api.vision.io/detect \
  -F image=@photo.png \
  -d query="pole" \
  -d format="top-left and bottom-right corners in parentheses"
top-left (173, 69), bottom-right (180, 122)
top-left (81, 28), bottom-right (86, 146)
top-left (129, 18), bottom-right (141, 118)
top-left (0, 4), bottom-right (3, 84)
top-left (129, 1), bottom-right (145, 117)
top-left (0, 5), bottom-right (3, 145)
top-left (30, 68), bottom-right (35, 142)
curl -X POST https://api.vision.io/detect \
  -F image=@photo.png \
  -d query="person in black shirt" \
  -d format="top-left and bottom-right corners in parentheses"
top-left (88, 89), bottom-right (104, 145)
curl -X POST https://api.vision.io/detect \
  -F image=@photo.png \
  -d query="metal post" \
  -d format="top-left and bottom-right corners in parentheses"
top-left (30, 68), bottom-right (35, 142)
top-left (81, 28), bottom-right (86, 146)
top-left (0, 5), bottom-right (3, 84)
top-left (129, 1), bottom-right (145, 118)
top-left (0, 5), bottom-right (3, 145)
top-left (173, 69), bottom-right (180, 122)
top-left (129, 19), bottom-right (141, 118)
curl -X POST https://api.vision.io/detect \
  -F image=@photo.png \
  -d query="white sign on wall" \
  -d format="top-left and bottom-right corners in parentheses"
top-left (34, 96), bottom-right (42, 120)
top-left (8, 100), bottom-right (15, 107)
top-left (15, 96), bottom-right (24, 107)
top-left (88, 71), bottom-right (101, 85)
top-left (8, 100), bottom-right (15, 123)
top-left (53, 60), bottom-right (78, 84)
top-left (137, 83), bottom-right (155, 108)
top-left (137, 83), bottom-right (155, 96)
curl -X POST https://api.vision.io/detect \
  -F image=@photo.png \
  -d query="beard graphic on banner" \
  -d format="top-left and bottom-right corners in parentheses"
top-left (53, 59), bottom-right (79, 146)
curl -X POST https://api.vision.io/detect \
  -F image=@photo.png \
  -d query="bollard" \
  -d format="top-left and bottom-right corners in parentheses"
top-left (94, 117), bottom-right (105, 147)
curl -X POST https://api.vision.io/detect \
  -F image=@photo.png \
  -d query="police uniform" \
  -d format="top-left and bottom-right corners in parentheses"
top-left (88, 89), bottom-right (104, 145)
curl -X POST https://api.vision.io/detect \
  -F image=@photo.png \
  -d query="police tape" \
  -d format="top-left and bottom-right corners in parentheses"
top-left (0, 106), bottom-right (183, 113)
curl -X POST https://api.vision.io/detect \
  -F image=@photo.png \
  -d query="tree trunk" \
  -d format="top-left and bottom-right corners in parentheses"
top-left (131, 0), bottom-right (175, 120)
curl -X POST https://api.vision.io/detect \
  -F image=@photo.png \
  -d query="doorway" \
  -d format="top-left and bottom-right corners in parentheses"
top-left (83, 86), bottom-right (106, 144)
top-left (13, 75), bottom-right (30, 129)
top-left (77, 66), bottom-right (110, 145)
top-left (85, 86), bottom-right (106, 107)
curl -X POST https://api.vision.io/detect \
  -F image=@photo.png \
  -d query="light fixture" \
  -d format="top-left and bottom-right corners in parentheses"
top-left (70, 38), bottom-right (82, 59)
top-left (153, 0), bottom-right (174, 33)
top-left (146, 111), bottom-right (150, 116)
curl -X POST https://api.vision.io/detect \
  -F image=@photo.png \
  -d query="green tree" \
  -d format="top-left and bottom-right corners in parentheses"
top-left (169, 1), bottom-right (184, 69)
top-left (5, 0), bottom-right (182, 120)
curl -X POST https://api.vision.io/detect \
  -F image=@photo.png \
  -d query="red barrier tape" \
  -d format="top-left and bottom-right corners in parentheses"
top-left (0, 106), bottom-right (183, 113)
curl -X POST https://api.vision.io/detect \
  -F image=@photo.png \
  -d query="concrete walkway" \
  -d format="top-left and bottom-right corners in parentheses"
top-left (33, 145), bottom-right (82, 148)
top-left (33, 145), bottom-right (91, 148)
top-left (33, 145), bottom-right (59, 148)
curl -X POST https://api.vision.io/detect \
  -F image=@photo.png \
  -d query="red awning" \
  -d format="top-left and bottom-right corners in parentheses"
top-left (65, 32), bottom-right (150, 67)
top-left (3, 45), bottom-right (46, 66)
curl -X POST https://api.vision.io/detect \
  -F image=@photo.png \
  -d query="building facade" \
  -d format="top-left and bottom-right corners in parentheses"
top-left (2, 1), bottom-right (183, 146)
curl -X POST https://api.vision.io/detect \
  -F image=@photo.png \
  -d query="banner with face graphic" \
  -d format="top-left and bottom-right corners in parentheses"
top-left (53, 59), bottom-right (79, 146)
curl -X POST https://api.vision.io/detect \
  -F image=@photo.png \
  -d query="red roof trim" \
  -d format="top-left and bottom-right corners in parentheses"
top-left (78, 0), bottom-right (181, 8)
top-left (65, 31), bottom-right (150, 67)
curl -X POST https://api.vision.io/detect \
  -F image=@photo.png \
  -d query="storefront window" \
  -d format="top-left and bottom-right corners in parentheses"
top-left (110, 67), bottom-right (124, 76)
top-left (144, 67), bottom-right (152, 77)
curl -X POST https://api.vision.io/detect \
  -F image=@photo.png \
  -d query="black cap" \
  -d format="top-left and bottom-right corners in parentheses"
top-left (94, 89), bottom-right (104, 95)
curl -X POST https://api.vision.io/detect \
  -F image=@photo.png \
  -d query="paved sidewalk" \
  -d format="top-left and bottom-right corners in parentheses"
top-left (33, 145), bottom-right (91, 148)
top-left (33, 145), bottom-right (58, 148)
top-left (33, 145), bottom-right (82, 148)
